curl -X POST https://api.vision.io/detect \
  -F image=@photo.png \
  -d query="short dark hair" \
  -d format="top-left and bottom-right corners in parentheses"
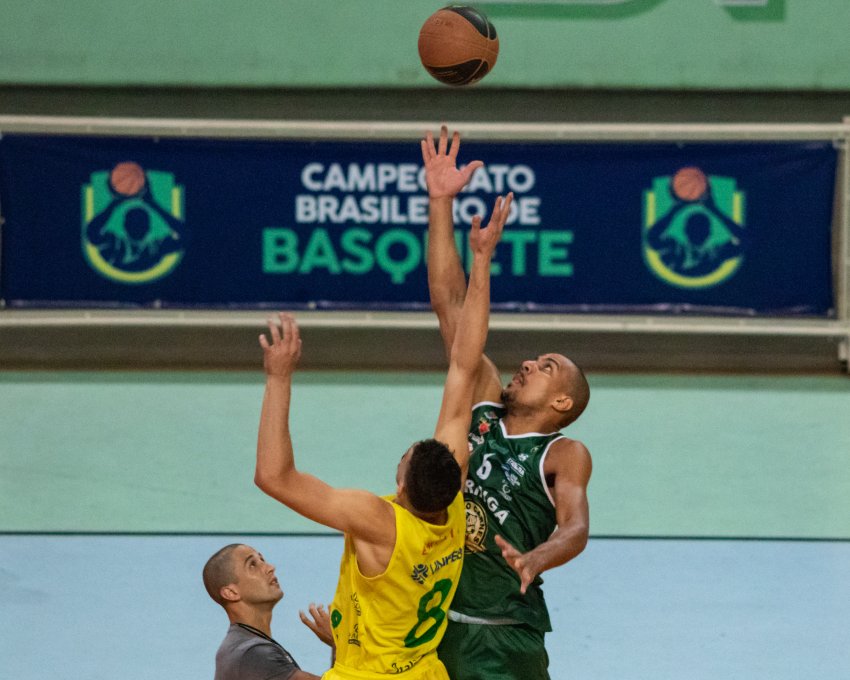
top-left (202, 543), bottom-right (242, 606)
top-left (405, 439), bottom-right (461, 514)
top-left (559, 362), bottom-right (590, 428)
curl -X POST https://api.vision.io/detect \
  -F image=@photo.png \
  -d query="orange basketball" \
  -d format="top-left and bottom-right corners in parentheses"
top-left (418, 5), bottom-right (499, 86)
top-left (110, 161), bottom-right (146, 196)
top-left (672, 167), bottom-right (708, 201)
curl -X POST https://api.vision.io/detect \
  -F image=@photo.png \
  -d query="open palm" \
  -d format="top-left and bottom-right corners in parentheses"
top-left (421, 125), bottom-right (484, 198)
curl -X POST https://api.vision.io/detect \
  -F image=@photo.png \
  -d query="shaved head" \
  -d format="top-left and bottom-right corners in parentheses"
top-left (202, 543), bottom-right (242, 606)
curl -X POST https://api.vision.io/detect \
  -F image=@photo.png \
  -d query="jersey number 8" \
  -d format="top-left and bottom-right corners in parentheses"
top-left (403, 578), bottom-right (453, 647)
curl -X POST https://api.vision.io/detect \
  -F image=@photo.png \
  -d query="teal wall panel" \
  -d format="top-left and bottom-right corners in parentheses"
top-left (2, 371), bottom-right (848, 537)
top-left (0, 1), bottom-right (848, 89)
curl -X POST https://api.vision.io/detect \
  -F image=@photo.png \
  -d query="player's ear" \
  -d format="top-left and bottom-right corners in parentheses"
top-left (552, 393), bottom-right (574, 416)
top-left (220, 583), bottom-right (240, 603)
top-left (396, 452), bottom-right (409, 497)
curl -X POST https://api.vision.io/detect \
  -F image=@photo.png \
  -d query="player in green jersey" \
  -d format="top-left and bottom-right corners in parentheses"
top-left (421, 126), bottom-right (593, 680)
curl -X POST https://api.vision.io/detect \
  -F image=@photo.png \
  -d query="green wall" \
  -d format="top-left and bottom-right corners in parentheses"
top-left (2, 371), bottom-right (849, 538)
top-left (1, 0), bottom-right (848, 89)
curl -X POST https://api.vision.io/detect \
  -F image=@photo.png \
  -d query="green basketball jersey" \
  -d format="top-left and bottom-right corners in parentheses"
top-left (451, 402), bottom-right (564, 632)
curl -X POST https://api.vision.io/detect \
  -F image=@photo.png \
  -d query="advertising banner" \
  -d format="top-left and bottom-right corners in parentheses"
top-left (0, 134), bottom-right (837, 316)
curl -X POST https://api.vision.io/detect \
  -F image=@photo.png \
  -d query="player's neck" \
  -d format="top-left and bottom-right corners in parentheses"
top-left (396, 496), bottom-right (448, 525)
top-left (229, 606), bottom-right (273, 637)
top-left (414, 508), bottom-right (448, 525)
top-left (502, 412), bottom-right (558, 436)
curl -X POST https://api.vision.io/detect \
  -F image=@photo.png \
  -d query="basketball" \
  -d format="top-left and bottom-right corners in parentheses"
top-left (672, 167), bottom-right (708, 201)
top-left (110, 161), bottom-right (146, 196)
top-left (418, 5), bottom-right (499, 86)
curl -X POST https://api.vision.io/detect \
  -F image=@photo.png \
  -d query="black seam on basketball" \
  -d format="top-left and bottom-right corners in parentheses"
top-left (443, 5), bottom-right (497, 40)
top-left (427, 59), bottom-right (487, 86)
top-left (468, 61), bottom-right (489, 84)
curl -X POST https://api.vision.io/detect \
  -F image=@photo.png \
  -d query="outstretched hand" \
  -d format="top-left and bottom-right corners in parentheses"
top-left (421, 125), bottom-right (484, 199)
top-left (299, 603), bottom-right (335, 647)
top-left (470, 193), bottom-right (512, 258)
top-left (494, 534), bottom-right (541, 595)
top-left (259, 312), bottom-right (302, 377)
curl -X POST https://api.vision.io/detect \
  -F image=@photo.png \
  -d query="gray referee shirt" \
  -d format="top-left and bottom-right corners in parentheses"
top-left (214, 623), bottom-right (301, 680)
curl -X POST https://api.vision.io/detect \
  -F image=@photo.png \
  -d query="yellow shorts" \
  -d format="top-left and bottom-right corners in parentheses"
top-left (322, 654), bottom-right (448, 680)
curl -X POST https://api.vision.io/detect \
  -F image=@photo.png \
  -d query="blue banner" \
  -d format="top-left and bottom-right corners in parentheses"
top-left (0, 134), bottom-right (837, 316)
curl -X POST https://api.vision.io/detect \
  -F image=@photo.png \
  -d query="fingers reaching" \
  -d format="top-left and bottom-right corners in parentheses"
top-left (438, 124), bottom-right (448, 156)
top-left (267, 316), bottom-right (282, 344)
top-left (470, 214), bottom-right (482, 242)
top-left (449, 129), bottom-right (460, 161)
top-left (299, 602), bottom-right (334, 646)
top-left (260, 313), bottom-right (302, 375)
top-left (460, 159), bottom-right (484, 184)
top-left (421, 131), bottom-right (435, 164)
top-left (279, 313), bottom-right (301, 350)
top-left (421, 125), bottom-right (484, 198)
top-left (493, 195), bottom-right (504, 220)
top-left (494, 534), bottom-right (534, 595)
top-left (493, 192), bottom-right (514, 229)
top-left (494, 533), bottom-right (516, 557)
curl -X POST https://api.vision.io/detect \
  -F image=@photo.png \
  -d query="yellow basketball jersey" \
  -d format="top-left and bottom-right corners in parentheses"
top-left (326, 493), bottom-right (465, 678)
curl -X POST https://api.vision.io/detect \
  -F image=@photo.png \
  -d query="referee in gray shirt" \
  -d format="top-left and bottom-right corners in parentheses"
top-left (203, 543), bottom-right (332, 680)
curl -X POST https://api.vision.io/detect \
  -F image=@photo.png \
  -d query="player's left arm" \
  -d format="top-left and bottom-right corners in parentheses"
top-left (434, 194), bottom-right (511, 483)
top-left (494, 438), bottom-right (592, 594)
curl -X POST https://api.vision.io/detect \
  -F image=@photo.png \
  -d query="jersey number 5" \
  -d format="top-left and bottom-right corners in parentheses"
top-left (403, 578), bottom-right (453, 648)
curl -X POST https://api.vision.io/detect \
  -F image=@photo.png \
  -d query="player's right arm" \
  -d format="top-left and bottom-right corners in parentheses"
top-left (254, 314), bottom-right (395, 548)
top-left (422, 126), bottom-right (503, 404)
top-left (434, 195), bottom-right (511, 481)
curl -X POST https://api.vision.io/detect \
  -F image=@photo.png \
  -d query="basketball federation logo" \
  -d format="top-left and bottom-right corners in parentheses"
top-left (82, 162), bottom-right (185, 284)
top-left (643, 167), bottom-right (747, 289)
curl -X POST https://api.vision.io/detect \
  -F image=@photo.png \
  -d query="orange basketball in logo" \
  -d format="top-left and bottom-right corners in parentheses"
top-left (110, 162), bottom-right (146, 196)
top-left (672, 167), bottom-right (708, 201)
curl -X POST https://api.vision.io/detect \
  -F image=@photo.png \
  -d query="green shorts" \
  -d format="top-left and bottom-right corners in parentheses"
top-left (437, 619), bottom-right (550, 680)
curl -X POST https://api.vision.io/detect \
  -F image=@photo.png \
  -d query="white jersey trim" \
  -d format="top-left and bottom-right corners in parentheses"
top-left (471, 400), bottom-right (503, 411)
top-left (498, 418), bottom-right (561, 439)
top-left (471, 400), bottom-right (563, 508)
top-left (538, 436), bottom-right (566, 508)
top-left (448, 610), bottom-right (521, 626)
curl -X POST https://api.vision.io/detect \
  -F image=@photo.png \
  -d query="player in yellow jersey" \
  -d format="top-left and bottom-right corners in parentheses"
top-left (255, 192), bottom-right (513, 680)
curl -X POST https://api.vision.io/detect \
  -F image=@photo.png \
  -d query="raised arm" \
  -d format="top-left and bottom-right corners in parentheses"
top-left (254, 314), bottom-right (395, 546)
top-left (422, 126), bottom-right (503, 403)
top-left (434, 194), bottom-right (512, 482)
top-left (421, 125), bottom-right (480, 358)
